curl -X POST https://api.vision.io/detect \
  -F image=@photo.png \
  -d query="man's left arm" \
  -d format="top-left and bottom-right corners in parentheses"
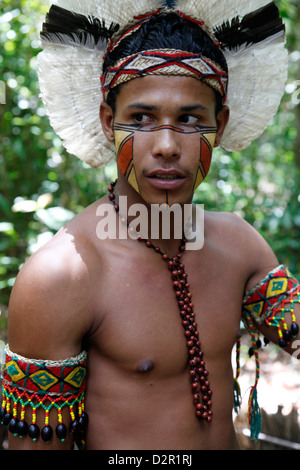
top-left (243, 263), bottom-right (300, 358)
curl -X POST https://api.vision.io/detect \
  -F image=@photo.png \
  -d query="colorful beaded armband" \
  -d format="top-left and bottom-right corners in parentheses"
top-left (0, 347), bottom-right (88, 447)
top-left (242, 265), bottom-right (300, 348)
top-left (234, 265), bottom-right (300, 440)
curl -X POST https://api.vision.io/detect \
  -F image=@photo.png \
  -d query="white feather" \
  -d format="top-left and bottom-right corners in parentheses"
top-left (54, 0), bottom-right (163, 27)
top-left (174, 0), bottom-right (270, 30)
top-left (38, 46), bottom-right (115, 167)
top-left (221, 33), bottom-right (288, 151)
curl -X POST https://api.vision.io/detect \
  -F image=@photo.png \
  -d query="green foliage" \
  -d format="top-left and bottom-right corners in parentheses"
top-left (0, 0), bottom-right (299, 310)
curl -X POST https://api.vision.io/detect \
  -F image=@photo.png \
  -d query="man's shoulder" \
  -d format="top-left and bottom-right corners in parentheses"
top-left (204, 210), bottom-right (254, 239)
top-left (204, 210), bottom-right (278, 270)
top-left (7, 210), bottom-right (103, 354)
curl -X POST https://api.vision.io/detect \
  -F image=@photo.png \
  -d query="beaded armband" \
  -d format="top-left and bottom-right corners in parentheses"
top-left (0, 346), bottom-right (88, 447)
top-left (242, 265), bottom-right (300, 348)
top-left (234, 265), bottom-right (300, 440)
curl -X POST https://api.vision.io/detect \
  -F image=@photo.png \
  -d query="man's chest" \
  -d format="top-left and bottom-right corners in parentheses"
top-left (89, 249), bottom-right (244, 376)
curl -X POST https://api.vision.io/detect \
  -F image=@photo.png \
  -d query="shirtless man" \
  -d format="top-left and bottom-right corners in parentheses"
top-left (2, 2), bottom-right (299, 451)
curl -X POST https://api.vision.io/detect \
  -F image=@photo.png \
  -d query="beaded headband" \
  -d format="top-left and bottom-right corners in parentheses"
top-left (38, 0), bottom-right (288, 167)
top-left (101, 49), bottom-right (228, 101)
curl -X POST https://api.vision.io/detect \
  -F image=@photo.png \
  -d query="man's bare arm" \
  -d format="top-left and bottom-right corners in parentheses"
top-left (4, 235), bottom-right (94, 449)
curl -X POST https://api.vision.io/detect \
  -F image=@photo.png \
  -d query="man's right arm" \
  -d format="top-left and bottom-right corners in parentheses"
top-left (3, 239), bottom-right (93, 450)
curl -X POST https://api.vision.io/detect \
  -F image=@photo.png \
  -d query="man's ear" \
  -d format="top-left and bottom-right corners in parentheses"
top-left (214, 105), bottom-right (230, 148)
top-left (100, 101), bottom-right (114, 142)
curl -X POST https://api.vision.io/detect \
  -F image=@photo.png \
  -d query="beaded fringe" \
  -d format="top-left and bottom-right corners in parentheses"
top-left (234, 284), bottom-right (300, 441)
top-left (0, 384), bottom-right (88, 446)
top-left (1, 347), bottom-right (88, 447)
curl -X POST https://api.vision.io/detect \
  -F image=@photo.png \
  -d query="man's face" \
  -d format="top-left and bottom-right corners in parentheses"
top-left (102, 75), bottom-right (228, 206)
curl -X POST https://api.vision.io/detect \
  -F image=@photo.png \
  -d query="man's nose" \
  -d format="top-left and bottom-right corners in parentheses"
top-left (151, 127), bottom-right (181, 160)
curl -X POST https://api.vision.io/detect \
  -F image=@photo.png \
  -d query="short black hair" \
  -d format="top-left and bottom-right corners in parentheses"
top-left (103, 12), bottom-right (228, 115)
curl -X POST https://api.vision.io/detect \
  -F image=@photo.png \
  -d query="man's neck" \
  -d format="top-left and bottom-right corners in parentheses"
top-left (111, 177), bottom-right (200, 256)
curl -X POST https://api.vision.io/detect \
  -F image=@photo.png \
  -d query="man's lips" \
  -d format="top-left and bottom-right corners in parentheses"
top-left (146, 169), bottom-right (186, 179)
top-left (146, 169), bottom-right (187, 189)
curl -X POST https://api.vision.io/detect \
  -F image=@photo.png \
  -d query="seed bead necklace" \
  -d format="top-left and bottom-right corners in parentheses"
top-left (108, 180), bottom-right (213, 423)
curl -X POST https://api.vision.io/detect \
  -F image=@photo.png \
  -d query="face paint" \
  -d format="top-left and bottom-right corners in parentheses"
top-left (114, 123), bottom-right (217, 204)
top-left (192, 128), bottom-right (217, 193)
top-left (114, 123), bottom-right (141, 195)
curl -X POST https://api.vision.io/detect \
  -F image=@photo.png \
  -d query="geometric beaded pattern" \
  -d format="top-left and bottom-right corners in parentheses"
top-left (1, 347), bottom-right (87, 396)
top-left (101, 49), bottom-right (228, 100)
top-left (1, 348), bottom-right (88, 446)
top-left (242, 265), bottom-right (299, 325)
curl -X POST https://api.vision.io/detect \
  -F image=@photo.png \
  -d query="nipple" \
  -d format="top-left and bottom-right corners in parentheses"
top-left (136, 360), bottom-right (154, 373)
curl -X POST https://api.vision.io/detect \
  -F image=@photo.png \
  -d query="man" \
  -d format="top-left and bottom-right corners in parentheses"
top-left (1, 1), bottom-right (299, 450)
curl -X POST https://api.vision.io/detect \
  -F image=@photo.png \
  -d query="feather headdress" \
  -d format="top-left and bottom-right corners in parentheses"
top-left (38, 0), bottom-right (288, 167)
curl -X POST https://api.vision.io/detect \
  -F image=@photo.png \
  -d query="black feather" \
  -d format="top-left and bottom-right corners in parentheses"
top-left (214, 2), bottom-right (285, 51)
top-left (41, 5), bottom-right (119, 46)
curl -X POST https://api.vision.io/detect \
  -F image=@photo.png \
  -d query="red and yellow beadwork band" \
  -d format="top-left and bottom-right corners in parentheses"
top-left (1, 347), bottom-right (88, 446)
top-left (235, 265), bottom-right (300, 440)
top-left (242, 265), bottom-right (300, 348)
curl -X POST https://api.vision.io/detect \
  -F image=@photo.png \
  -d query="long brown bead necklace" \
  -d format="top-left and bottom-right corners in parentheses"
top-left (108, 180), bottom-right (213, 423)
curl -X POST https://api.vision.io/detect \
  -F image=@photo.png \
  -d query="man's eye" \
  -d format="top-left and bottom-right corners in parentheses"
top-left (133, 113), bottom-right (154, 124)
top-left (179, 115), bottom-right (199, 125)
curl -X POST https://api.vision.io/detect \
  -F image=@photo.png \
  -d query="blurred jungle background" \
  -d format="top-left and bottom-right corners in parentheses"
top-left (0, 0), bottom-right (300, 450)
